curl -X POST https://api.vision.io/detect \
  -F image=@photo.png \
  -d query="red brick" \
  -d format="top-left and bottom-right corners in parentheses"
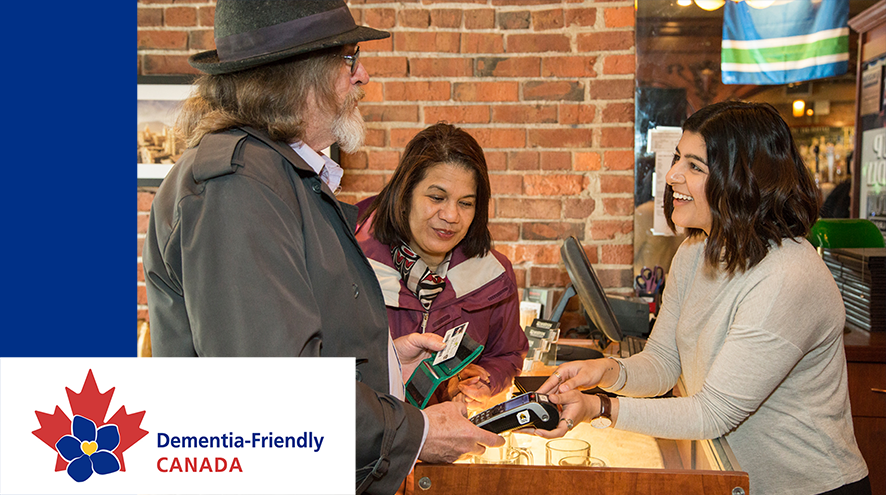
top-left (470, 128), bottom-right (526, 149)
top-left (138, 286), bottom-right (148, 305)
top-left (602, 102), bottom-right (634, 123)
top-left (497, 198), bottom-right (560, 219)
top-left (528, 266), bottom-right (571, 288)
top-left (603, 54), bottom-right (636, 75)
top-left (603, 197), bottom-right (634, 216)
top-left (475, 57), bottom-right (540, 77)
top-left (340, 173), bottom-right (387, 194)
top-left (486, 151), bottom-right (507, 171)
top-left (577, 31), bottom-right (634, 52)
top-left (138, 8), bottom-right (163, 26)
top-left (565, 198), bottom-right (596, 218)
top-left (498, 11), bottom-right (530, 29)
top-left (465, 8), bottom-right (495, 29)
top-left (364, 8), bottom-right (396, 28)
top-left (493, 0), bottom-right (579, 5)
top-left (523, 174), bottom-right (588, 196)
top-left (198, 6), bottom-right (214, 26)
top-left (600, 175), bottom-right (634, 194)
top-left (540, 151), bottom-right (571, 170)
top-left (600, 127), bottom-right (634, 148)
top-left (361, 104), bottom-right (419, 123)
top-left (385, 81), bottom-right (451, 101)
top-left (138, 192), bottom-right (155, 212)
top-left (361, 37), bottom-right (393, 53)
top-left (138, 308), bottom-right (150, 322)
top-left (165, 7), bottom-right (197, 26)
top-left (363, 56), bottom-right (408, 77)
top-left (454, 82), bottom-right (519, 102)
top-left (431, 9), bottom-right (462, 27)
top-left (137, 214), bottom-right (150, 234)
top-left (138, 30), bottom-right (188, 50)
top-left (559, 104), bottom-right (596, 125)
top-left (542, 56), bottom-right (597, 78)
top-left (142, 54), bottom-right (201, 74)
top-left (583, 245), bottom-right (599, 264)
top-left (363, 82), bottom-right (384, 102)
top-left (603, 150), bottom-right (634, 171)
top-left (574, 152), bottom-right (601, 171)
top-left (425, 105), bottom-right (490, 124)
top-left (604, 6), bottom-right (635, 28)
top-left (398, 9), bottom-right (429, 27)
top-left (528, 128), bottom-right (593, 148)
top-left (491, 104), bottom-right (556, 124)
top-left (461, 33), bottom-right (505, 53)
top-left (508, 244), bottom-right (561, 264)
top-left (137, 260), bottom-right (145, 281)
top-left (410, 57), bottom-right (473, 77)
top-left (489, 222), bottom-right (520, 242)
top-left (565, 7), bottom-right (596, 26)
top-left (588, 80), bottom-right (634, 100)
top-left (368, 151), bottom-right (401, 170)
top-left (523, 81), bottom-right (583, 102)
top-left (533, 9), bottom-right (564, 30)
top-left (590, 220), bottom-right (633, 240)
top-left (490, 174), bottom-right (524, 195)
top-left (340, 151), bottom-right (368, 170)
top-left (514, 267), bottom-right (527, 288)
top-left (396, 32), bottom-right (460, 52)
top-left (365, 128), bottom-right (386, 147)
top-left (390, 127), bottom-right (424, 147)
top-left (507, 34), bottom-right (571, 53)
top-left (189, 30), bottom-right (215, 51)
top-left (507, 151), bottom-right (540, 171)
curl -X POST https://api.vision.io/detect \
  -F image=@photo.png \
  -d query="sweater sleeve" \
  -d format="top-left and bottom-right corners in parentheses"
top-left (613, 241), bottom-right (841, 441)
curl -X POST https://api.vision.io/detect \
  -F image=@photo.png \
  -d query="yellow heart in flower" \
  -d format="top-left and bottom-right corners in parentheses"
top-left (81, 441), bottom-right (98, 456)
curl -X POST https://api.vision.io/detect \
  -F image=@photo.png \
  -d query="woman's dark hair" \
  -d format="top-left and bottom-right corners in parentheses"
top-left (360, 122), bottom-right (493, 258)
top-left (664, 101), bottom-right (820, 274)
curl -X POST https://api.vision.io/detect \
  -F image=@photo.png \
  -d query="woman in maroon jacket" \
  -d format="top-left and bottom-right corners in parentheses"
top-left (356, 123), bottom-right (528, 409)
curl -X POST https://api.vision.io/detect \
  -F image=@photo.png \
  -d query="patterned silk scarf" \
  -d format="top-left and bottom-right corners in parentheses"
top-left (391, 243), bottom-right (451, 310)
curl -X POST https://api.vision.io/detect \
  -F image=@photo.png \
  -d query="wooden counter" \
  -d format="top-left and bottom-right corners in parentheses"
top-left (843, 327), bottom-right (886, 495)
top-left (414, 343), bottom-right (749, 495)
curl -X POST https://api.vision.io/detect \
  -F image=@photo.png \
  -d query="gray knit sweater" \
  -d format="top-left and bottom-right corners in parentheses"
top-left (609, 236), bottom-right (868, 495)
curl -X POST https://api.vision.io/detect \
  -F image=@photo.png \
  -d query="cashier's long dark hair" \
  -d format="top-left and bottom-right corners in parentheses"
top-left (664, 101), bottom-right (820, 274)
top-left (360, 122), bottom-right (492, 258)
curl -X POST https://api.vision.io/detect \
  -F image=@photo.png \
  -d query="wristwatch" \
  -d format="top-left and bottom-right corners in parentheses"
top-left (590, 394), bottom-right (612, 428)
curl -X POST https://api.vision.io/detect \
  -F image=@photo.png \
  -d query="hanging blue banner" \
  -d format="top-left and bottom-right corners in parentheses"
top-left (721, 0), bottom-right (849, 85)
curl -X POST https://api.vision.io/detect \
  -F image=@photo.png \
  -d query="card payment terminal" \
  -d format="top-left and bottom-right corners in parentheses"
top-left (470, 392), bottom-right (560, 434)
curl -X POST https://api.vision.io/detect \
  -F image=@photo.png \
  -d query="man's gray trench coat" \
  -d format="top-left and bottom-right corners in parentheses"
top-left (143, 126), bottom-right (423, 494)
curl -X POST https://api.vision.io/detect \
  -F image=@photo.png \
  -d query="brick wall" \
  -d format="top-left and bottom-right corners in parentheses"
top-left (137, 0), bottom-right (637, 331)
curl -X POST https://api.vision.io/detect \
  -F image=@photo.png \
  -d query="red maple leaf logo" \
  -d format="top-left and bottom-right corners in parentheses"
top-left (32, 369), bottom-right (148, 472)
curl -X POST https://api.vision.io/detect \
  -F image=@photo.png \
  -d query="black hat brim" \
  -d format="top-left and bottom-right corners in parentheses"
top-left (189, 25), bottom-right (390, 75)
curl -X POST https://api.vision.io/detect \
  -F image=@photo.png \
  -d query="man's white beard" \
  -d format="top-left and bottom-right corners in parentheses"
top-left (332, 88), bottom-right (365, 154)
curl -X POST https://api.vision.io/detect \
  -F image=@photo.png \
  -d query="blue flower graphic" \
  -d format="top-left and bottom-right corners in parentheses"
top-left (55, 415), bottom-right (121, 482)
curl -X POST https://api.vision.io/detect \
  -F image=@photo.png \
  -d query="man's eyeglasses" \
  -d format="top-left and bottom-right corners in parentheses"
top-left (342, 46), bottom-right (360, 76)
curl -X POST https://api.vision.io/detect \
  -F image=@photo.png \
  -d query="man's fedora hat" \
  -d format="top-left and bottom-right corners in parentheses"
top-left (189, 0), bottom-right (390, 75)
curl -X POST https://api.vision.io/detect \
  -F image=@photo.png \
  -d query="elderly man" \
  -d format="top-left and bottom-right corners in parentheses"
top-left (142, 1), bottom-right (503, 493)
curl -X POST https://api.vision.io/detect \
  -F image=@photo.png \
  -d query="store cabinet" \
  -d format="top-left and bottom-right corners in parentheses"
top-left (844, 328), bottom-right (886, 495)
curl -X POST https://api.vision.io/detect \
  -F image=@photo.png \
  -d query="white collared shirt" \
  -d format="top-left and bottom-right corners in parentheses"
top-left (289, 142), bottom-right (343, 194)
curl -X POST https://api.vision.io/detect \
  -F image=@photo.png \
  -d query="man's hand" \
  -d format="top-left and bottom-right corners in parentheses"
top-left (394, 333), bottom-right (446, 382)
top-left (419, 401), bottom-right (505, 464)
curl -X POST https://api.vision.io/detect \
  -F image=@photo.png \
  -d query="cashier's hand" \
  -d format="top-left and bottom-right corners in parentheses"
top-left (419, 400), bottom-right (505, 464)
top-left (446, 364), bottom-right (493, 407)
top-left (535, 359), bottom-right (607, 395)
top-left (530, 390), bottom-right (597, 439)
top-left (394, 333), bottom-right (446, 383)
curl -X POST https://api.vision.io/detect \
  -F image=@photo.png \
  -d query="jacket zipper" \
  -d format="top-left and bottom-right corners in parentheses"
top-left (420, 312), bottom-right (429, 333)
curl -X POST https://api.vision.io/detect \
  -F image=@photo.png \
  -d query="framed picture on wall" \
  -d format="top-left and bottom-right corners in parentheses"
top-left (137, 75), bottom-right (196, 188)
top-left (136, 75), bottom-right (340, 188)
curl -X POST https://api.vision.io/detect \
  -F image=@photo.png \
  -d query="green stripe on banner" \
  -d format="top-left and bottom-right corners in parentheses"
top-left (722, 36), bottom-right (848, 65)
